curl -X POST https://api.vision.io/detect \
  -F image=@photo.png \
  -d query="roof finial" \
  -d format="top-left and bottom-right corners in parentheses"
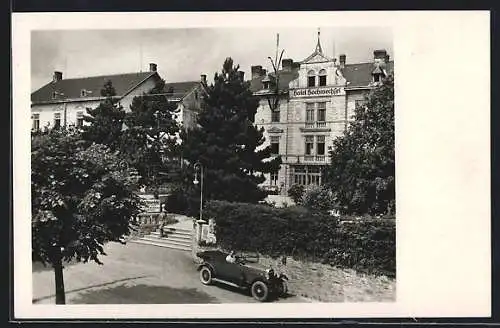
top-left (316, 27), bottom-right (323, 54)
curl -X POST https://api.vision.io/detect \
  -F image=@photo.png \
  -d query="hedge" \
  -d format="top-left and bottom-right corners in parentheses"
top-left (205, 200), bottom-right (395, 277)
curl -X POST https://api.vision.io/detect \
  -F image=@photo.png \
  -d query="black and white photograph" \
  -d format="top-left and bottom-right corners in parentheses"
top-left (13, 11), bottom-right (490, 319)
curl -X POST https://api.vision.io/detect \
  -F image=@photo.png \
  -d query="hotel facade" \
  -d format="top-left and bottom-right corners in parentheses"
top-left (251, 35), bottom-right (393, 194)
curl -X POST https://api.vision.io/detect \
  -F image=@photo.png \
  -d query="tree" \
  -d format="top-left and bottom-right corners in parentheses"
top-left (181, 57), bottom-right (282, 204)
top-left (31, 127), bottom-right (142, 304)
top-left (120, 79), bottom-right (181, 189)
top-left (81, 80), bottom-right (126, 151)
top-left (324, 75), bottom-right (395, 215)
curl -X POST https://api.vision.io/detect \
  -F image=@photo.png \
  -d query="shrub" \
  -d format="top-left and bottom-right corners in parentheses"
top-left (302, 185), bottom-right (337, 214)
top-left (205, 200), bottom-right (395, 277)
top-left (287, 184), bottom-right (305, 204)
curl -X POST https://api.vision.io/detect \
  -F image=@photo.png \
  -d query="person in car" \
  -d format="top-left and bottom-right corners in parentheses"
top-left (226, 251), bottom-right (237, 263)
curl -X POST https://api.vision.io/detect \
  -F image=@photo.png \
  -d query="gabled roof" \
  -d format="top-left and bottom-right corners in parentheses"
top-left (31, 71), bottom-right (157, 104)
top-left (300, 30), bottom-right (333, 64)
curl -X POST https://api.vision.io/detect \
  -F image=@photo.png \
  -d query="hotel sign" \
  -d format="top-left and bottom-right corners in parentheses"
top-left (291, 86), bottom-right (345, 98)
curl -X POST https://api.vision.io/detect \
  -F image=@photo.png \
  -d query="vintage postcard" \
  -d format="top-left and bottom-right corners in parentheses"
top-left (13, 11), bottom-right (490, 319)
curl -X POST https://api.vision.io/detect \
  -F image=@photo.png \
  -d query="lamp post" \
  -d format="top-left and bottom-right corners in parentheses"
top-left (193, 162), bottom-right (204, 222)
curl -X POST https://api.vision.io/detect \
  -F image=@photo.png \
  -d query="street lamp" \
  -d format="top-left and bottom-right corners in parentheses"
top-left (193, 161), bottom-right (204, 222)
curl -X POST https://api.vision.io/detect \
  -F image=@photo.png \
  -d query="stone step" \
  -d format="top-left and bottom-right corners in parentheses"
top-left (129, 238), bottom-right (191, 252)
top-left (160, 227), bottom-right (192, 236)
top-left (148, 233), bottom-right (192, 244)
top-left (140, 235), bottom-right (191, 248)
top-left (151, 230), bottom-right (192, 240)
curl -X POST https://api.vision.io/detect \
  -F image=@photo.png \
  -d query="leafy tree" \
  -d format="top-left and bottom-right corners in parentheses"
top-left (31, 128), bottom-right (142, 304)
top-left (81, 80), bottom-right (126, 151)
top-left (324, 75), bottom-right (395, 215)
top-left (181, 57), bottom-right (282, 204)
top-left (120, 79), bottom-right (181, 189)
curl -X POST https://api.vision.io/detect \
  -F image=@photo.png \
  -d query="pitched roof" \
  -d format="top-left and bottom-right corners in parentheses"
top-left (249, 61), bottom-right (394, 93)
top-left (249, 70), bottom-right (299, 94)
top-left (342, 61), bottom-right (394, 88)
top-left (163, 81), bottom-right (200, 100)
top-left (31, 71), bottom-right (157, 103)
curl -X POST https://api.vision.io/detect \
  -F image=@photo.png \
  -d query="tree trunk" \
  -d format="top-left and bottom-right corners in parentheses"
top-left (53, 254), bottom-right (66, 304)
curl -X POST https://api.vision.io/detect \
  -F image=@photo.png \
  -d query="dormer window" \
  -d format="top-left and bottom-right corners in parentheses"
top-left (81, 89), bottom-right (87, 97)
top-left (262, 76), bottom-right (271, 90)
top-left (318, 69), bottom-right (327, 86)
top-left (373, 74), bottom-right (381, 83)
top-left (307, 70), bottom-right (316, 87)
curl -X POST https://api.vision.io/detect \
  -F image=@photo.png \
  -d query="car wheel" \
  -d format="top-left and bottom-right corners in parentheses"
top-left (200, 266), bottom-right (213, 285)
top-left (251, 280), bottom-right (269, 302)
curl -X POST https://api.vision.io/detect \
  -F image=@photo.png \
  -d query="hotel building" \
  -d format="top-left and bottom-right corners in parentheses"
top-left (251, 35), bottom-right (393, 194)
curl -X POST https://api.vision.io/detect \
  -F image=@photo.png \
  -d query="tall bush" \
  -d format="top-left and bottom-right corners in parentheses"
top-left (205, 200), bottom-right (395, 277)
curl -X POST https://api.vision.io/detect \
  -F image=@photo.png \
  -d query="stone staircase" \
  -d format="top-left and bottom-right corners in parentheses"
top-left (129, 216), bottom-right (193, 252)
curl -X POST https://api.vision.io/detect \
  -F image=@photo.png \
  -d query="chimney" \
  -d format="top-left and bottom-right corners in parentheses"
top-left (339, 54), bottom-right (346, 68)
top-left (282, 58), bottom-right (293, 72)
top-left (251, 65), bottom-right (263, 79)
top-left (53, 71), bottom-right (63, 83)
top-left (238, 71), bottom-right (245, 81)
top-left (149, 63), bottom-right (158, 72)
top-left (200, 74), bottom-right (207, 84)
top-left (373, 49), bottom-right (387, 62)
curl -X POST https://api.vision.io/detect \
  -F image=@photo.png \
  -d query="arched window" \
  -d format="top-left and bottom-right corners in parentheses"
top-left (307, 70), bottom-right (316, 87)
top-left (319, 69), bottom-right (327, 86)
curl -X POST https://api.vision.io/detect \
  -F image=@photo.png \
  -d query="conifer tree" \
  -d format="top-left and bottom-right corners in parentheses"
top-left (181, 57), bottom-right (281, 204)
top-left (120, 79), bottom-right (181, 189)
top-left (81, 80), bottom-right (125, 151)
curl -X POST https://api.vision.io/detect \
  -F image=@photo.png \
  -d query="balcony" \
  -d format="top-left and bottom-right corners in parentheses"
top-left (284, 155), bottom-right (328, 164)
top-left (300, 121), bottom-right (330, 132)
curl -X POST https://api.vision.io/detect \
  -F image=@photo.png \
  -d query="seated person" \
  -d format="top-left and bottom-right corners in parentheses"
top-left (225, 251), bottom-right (237, 264)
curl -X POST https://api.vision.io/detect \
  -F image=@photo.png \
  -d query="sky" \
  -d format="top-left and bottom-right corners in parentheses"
top-left (31, 27), bottom-right (393, 92)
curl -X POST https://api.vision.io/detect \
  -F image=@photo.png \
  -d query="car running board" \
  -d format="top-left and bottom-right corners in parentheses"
top-left (212, 278), bottom-right (246, 289)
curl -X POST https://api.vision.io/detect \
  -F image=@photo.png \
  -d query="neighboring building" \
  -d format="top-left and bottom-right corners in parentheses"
top-left (30, 63), bottom-right (206, 132)
top-left (251, 33), bottom-right (394, 194)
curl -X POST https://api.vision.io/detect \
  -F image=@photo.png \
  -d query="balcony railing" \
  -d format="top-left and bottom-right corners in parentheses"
top-left (303, 155), bottom-right (327, 162)
top-left (302, 121), bottom-right (329, 131)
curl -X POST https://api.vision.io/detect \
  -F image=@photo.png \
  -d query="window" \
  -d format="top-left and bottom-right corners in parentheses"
top-left (270, 172), bottom-right (278, 186)
top-left (270, 136), bottom-right (280, 155)
top-left (306, 103), bottom-right (315, 122)
top-left (317, 102), bottom-right (326, 122)
top-left (305, 136), bottom-right (314, 155)
top-left (76, 111), bottom-right (84, 127)
top-left (292, 165), bottom-right (323, 186)
top-left (263, 81), bottom-right (270, 89)
top-left (54, 113), bottom-right (61, 129)
top-left (307, 70), bottom-right (316, 87)
top-left (319, 69), bottom-right (327, 86)
top-left (316, 136), bottom-right (325, 155)
top-left (373, 74), bottom-right (381, 82)
top-left (52, 92), bottom-right (58, 99)
top-left (32, 113), bottom-right (40, 130)
top-left (81, 89), bottom-right (86, 97)
top-left (271, 109), bottom-right (280, 122)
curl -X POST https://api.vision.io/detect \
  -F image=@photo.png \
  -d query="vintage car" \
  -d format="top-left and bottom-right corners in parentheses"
top-left (196, 250), bottom-right (288, 302)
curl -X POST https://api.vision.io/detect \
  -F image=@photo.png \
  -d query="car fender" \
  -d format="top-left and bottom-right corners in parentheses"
top-left (197, 263), bottom-right (215, 274)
